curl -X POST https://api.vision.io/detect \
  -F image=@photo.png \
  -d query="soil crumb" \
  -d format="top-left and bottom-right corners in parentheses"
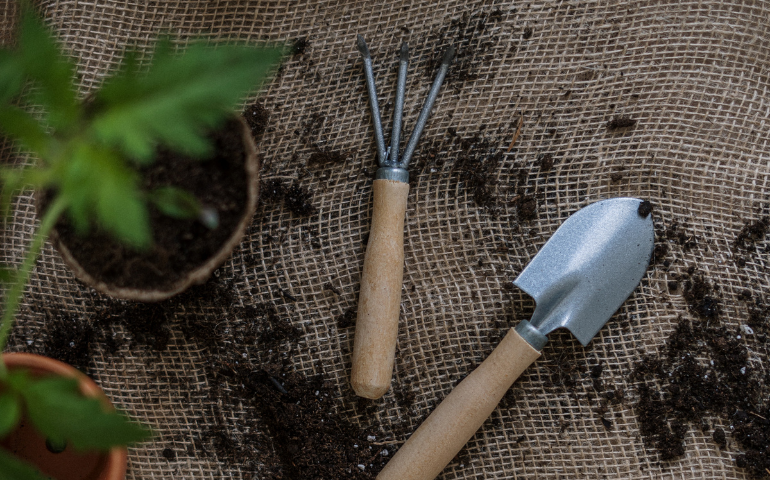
top-left (261, 179), bottom-right (317, 216)
top-left (244, 102), bottom-right (270, 138)
top-left (337, 308), bottom-right (357, 329)
top-left (682, 274), bottom-right (720, 320)
top-left (735, 217), bottom-right (769, 251)
top-left (307, 148), bottom-right (350, 167)
top-left (632, 316), bottom-right (768, 476)
top-left (665, 221), bottom-right (697, 251)
top-left (517, 195), bottom-right (538, 222)
top-left (638, 200), bottom-right (653, 218)
top-left (292, 37), bottom-right (308, 55)
top-left (538, 153), bottom-right (554, 171)
top-left (606, 116), bottom-right (637, 130)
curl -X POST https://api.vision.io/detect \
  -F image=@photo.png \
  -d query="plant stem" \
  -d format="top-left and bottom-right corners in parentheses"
top-left (0, 195), bottom-right (68, 376)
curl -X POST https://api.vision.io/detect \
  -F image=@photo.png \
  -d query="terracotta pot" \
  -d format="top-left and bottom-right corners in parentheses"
top-left (48, 116), bottom-right (260, 302)
top-left (0, 352), bottom-right (127, 480)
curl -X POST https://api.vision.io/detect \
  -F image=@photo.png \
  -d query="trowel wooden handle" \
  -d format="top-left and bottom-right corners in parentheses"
top-left (377, 328), bottom-right (541, 480)
top-left (351, 179), bottom-right (410, 399)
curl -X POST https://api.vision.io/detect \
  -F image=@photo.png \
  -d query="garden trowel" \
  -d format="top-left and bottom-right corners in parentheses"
top-left (376, 197), bottom-right (655, 480)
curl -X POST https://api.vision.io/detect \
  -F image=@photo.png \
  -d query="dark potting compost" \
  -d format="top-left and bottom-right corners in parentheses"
top-left (47, 118), bottom-right (249, 291)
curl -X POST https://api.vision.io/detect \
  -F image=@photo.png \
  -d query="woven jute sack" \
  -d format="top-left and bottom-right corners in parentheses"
top-left (2, 1), bottom-right (769, 479)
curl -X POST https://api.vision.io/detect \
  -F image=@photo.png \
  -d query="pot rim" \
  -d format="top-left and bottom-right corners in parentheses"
top-left (1, 352), bottom-right (128, 480)
top-left (47, 115), bottom-right (260, 302)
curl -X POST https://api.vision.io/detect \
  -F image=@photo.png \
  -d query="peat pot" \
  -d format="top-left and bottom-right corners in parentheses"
top-left (46, 116), bottom-right (259, 301)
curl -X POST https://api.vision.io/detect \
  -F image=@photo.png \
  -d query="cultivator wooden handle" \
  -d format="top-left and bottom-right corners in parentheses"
top-left (376, 328), bottom-right (541, 480)
top-left (351, 179), bottom-right (410, 399)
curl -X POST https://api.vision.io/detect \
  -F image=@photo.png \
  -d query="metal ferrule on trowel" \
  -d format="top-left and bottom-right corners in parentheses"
top-left (376, 197), bottom-right (655, 480)
top-left (351, 36), bottom-right (454, 399)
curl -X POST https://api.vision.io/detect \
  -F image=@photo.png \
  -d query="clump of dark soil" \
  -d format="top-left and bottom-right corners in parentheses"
top-left (47, 118), bottom-right (249, 290)
top-left (337, 308), bottom-right (357, 329)
top-left (632, 316), bottom-right (768, 476)
top-left (638, 200), bottom-right (653, 218)
top-left (665, 221), bottom-right (697, 250)
top-left (652, 243), bottom-right (669, 265)
top-left (93, 302), bottom-right (173, 351)
top-left (516, 195), bottom-right (538, 221)
top-left (291, 37), bottom-right (308, 55)
top-left (244, 102), bottom-right (270, 138)
top-left (450, 130), bottom-right (504, 214)
top-left (307, 148), bottom-right (350, 167)
top-left (538, 153), bottom-right (554, 171)
top-left (734, 217), bottom-right (769, 251)
top-left (260, 179), bottom-right (317, 216)
top-left (39, 314), bottom-right (94, 372)
top-left (606, 116), bottom-right (637, 130)
top-left (429, 9), bottom-right (504, 84)
top-left (226, 367), bottom-right (389, 479)
top-left (682, 274), bottom-right (720, 320)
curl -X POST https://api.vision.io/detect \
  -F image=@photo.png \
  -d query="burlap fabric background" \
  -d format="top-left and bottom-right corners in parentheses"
top-left (2, 0), bottom-right (769, 479)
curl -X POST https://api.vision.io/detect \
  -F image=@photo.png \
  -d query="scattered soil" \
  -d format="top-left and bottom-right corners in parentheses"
top-left (291, 37), bottom-right (309, 56)
top-left (538, 153), bottom-right (554, 171)
top-left (450, 130), bottom-right (504, 214)
top-left (632, 315), bottom-right (769, 477)
top-left (517, 195), bottom-right (538, 221)
top-left (46, 118), bottom-right (249, 290)
top-left (735, 217), bottom-right (769, 251)
top-left (307, 148), bottom-right (350, 167)
top-left (337, 308), bottom-right (357, 329)
top-left (429, 9), bottom-right (504, 85)
top-left (652, 243), bottom-right (669, 265)
top-left (522, 27), bottom-right (534, 39)
top-left (225, 366), bottom-right (389, 479)
top-left (260, 179), bottom-right (317, 216)
top-left (638, 200), bottom-right (653, 218)
top-left (682, 274), bottom-right (721, 320)
top-left (606, 116), bottom-right (637, 130)
top-left (39, 314), bottom-right (94, 372)
top-left (665, 221), bottom-right (697, 251)
top-left (172, 283), bottom-right (386, 478)
top-left (244, 102), bottom-right (270, 138)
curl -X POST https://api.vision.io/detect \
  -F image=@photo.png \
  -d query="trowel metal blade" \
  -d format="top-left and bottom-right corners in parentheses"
top-left (513, 198), bottom-right (654, 346)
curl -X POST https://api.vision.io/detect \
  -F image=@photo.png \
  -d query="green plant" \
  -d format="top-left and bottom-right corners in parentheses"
top-left (0, 7), bottom-right (283, 479)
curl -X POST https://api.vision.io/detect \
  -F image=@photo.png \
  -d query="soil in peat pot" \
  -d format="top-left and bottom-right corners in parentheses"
top-left (47, 117), bottom-right (249, 291)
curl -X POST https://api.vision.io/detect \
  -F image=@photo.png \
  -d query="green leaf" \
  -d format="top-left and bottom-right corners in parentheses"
top-left (0, 267), bottom-right (15, 283)
top-left (0, 50), bottom-right (25, 104)
top-left (55, 142), bottom-right (151, 249)
top-left (19, 377), bottom-right (152, 451)
top-left (149, 186), bottom-right (201, 220)
top-left (16, 6), bottom-right (79, 131)
top-left (91, 41), bottom-right (283, 163)
top-left (0, 449), bottom-right (49, 480)
top-left (0, 106), bottom-right (50, 157)
top-left (0, 392), bottom-right (21, 437)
